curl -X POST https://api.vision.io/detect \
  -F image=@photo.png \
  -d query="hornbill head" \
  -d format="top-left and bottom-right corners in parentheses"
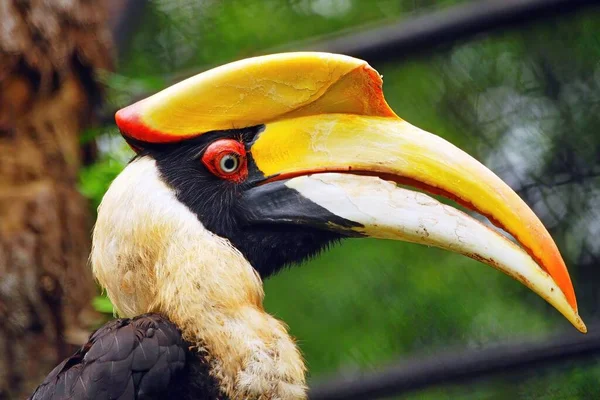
top-left (90, 52), bottom-right (585, 398)
top-left (98, 53), bottom-right (585, 339)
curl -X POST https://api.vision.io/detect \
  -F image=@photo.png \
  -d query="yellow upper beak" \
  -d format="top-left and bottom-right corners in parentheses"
top-left (115, 52), bottom-right (584, 333)
top-left (115, 53), bottom-right (395, 143)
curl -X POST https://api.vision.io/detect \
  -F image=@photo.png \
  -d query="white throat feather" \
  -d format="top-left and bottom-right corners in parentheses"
top-left (91, 156), bottom-right (306, 399)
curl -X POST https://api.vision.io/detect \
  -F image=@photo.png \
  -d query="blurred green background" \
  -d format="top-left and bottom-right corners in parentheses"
top-left (86, 1), bottom-right (600, 398)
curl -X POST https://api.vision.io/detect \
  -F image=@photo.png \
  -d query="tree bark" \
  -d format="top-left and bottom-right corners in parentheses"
top-left (0, 1), bottom-right (112, 398)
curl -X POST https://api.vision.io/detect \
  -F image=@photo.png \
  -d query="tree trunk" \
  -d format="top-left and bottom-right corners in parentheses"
top-left (0, 1), bottom-right (112, 398)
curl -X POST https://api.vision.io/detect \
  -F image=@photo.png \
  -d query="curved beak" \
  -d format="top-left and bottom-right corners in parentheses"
top-left (242, 114), bottom-right (585, 333)
top-left (115, 52), bottom-right (585, 333)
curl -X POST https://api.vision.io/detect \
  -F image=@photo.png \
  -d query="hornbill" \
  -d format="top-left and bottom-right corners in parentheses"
top-left (31, 53), bottom-right (585, 400)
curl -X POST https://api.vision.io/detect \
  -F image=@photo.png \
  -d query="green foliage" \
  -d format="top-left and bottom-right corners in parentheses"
top-left (85, 1), bottom-right (600, 398)
top-left (120, 0), bottom-right (463, 77)
top-left (92, 295), bottom-right (115, 315)
top-left (264, 239), bottom-right (556, 378)
top-left (80, 156), bottom-right (126, 212)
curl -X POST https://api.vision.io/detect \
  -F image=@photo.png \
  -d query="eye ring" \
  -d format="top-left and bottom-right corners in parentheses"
top-left (202, 139), bottom-right (248, 182)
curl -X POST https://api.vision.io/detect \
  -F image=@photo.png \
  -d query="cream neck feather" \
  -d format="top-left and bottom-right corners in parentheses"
top-left (91, 157), bottom-right (306, 399)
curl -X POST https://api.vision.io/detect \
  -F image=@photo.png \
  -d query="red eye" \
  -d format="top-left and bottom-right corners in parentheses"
top-left (201, 139), bottom-right (248, 182)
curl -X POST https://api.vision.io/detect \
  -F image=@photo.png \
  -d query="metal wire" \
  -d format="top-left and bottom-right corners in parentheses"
top-left (307, 0), bottom-right (600, 64)
top-left (100, 0), bottom-right (600, 125)
top-left (309, 325), bottom-right (600, 399)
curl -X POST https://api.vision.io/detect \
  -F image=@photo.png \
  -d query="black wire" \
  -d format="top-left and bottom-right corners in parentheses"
top-left (307, 0), bottom-right (600, 65)
top-left (110, 0), bottom-right (149, 57)
top-left (100, 0), bottom-right (600, 125)
top-left (309, 324), bottom-right (600, 400)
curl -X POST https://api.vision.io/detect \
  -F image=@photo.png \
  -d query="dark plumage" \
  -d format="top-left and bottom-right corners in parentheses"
top-left (29, 314), bottom-right (224, 400)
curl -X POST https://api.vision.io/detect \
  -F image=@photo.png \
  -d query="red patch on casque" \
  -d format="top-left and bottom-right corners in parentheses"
top-left (115, 103), bottom-right (196, 147)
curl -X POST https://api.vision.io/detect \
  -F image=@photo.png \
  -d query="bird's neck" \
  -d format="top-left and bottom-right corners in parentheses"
top-left (91, 157), bottom-right (306, 399)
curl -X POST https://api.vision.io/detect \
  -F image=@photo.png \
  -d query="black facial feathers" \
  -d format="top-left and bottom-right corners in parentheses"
top-left (140, 127), bottom-right (342, 277)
